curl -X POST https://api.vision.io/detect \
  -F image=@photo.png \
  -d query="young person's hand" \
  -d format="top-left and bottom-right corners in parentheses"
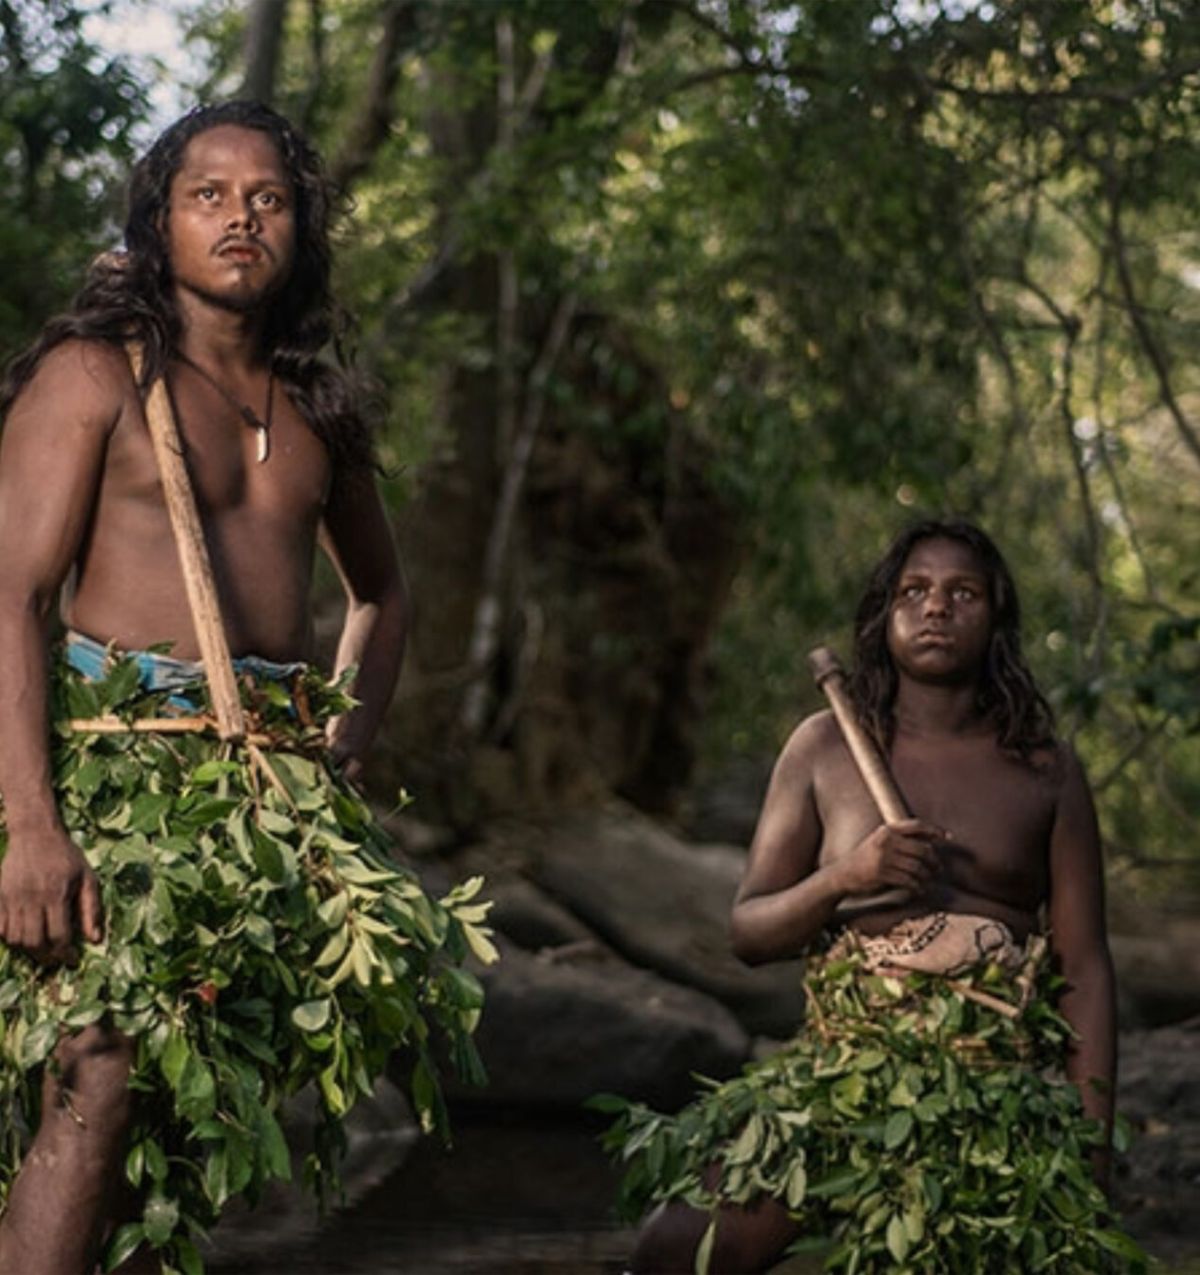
top-left (833, 818), bottom-right (945, 899)
top-left (0, 825), bottom-right (103, 963)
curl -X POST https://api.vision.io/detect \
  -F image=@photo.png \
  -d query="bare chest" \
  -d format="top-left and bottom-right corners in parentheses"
top-left (105, 384), bottom-right (331, 526)
top-left (817, 733), bottom-right (1059, 907)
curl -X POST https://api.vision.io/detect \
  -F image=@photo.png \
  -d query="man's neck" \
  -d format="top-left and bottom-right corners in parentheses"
top-left (174, 292), bottom-right (269, 375)
top-left (892, 678), bottom-right (988, 739)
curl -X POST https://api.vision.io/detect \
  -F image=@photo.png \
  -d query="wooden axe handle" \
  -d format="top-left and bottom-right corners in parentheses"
top-left (128, 345), bottom-right (246, 742)
top-left (807, 645), bottom-right (910, 912)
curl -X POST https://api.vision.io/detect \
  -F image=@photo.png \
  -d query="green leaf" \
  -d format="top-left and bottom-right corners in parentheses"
top-left (257, 807), bottom-right (295, 837)
top-left (125, 1141), bottom-right (146, 1189)
top-left (785, 1160), bottom-right (808, 1209)
top-left (101, 658), bottom-right (143, 709)
top-left (808, 1168), bottom-right (862, 1199)
top-left (257, 1109), bottom-right (292, 1180)
top-left (142, 1194), bottom-right (179, 1247)
top-left (728, 1113), bottom-right (763, 1165)
top-left (145, 1139), bottom-right (168, 1185)
top-left (250, 828), bottom-right (286, 883)
top-left (884, 1109), bottom-right (914, 1150)
top-left (176, 1053), bottom-right (216, 1122)
top-left (694, 1217), bottom-right (716, 1275)
top-left (886, 1212), bottom-right (910, 1263)
top-left (292, 999), bottom-right (332, 1032)
top-left (463, 922), bottom-right (500, 965)
top-left (189, 759), bottom-right (242, 787)
top-left (1095, 1228), bottom-right (1149, 1261)
top-left (129, 792), bottom-right (174, 833)
top-left (243, 913), bottom-right (276, 952)
top-left (174, 1238), bottom-right (205, 1275)
top-left (102, 1222), bottom-right (146, 1272)
top-left (160, 1030), bottom-right (189, 1089)
top-left (313, 927), bottom-right (349, 969)
top-left (20, 1019), bottom-right (60, 1068)
top-left (317, 891), bottom-right (350, 927)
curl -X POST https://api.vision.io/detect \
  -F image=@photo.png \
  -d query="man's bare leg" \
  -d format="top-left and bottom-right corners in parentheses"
top-left (0, 1024), bottom-right (134, 1275)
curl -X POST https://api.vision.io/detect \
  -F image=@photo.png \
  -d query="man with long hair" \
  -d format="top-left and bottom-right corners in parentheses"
top-left (0, 103), bottom-right (421, 1272)
top-left (609, 519), bottom-right (1128, 1273)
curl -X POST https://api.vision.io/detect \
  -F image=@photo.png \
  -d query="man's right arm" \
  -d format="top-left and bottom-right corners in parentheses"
top-left (0, 340), bottom-right (125, 961)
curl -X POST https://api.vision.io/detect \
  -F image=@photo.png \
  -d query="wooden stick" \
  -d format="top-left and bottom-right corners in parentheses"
top-left (807, 645), bottom-right (911, 912)
top-left (127, 346), bottom-right (246, 742)
top-left (69, 716), bottom-right (215, 734)
top-left (68, 717), bottom-right (273, 746)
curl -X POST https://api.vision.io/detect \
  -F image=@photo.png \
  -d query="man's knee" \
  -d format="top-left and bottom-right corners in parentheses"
top-left (51, 1024), bottom-right (135, 1134)
top-left (631, 1202), bottom-right (710, 1274)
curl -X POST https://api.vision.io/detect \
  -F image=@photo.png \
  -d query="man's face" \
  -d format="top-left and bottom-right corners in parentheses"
top-left (166, 124), bottom-right (296, 314)
top-left (886, 536), bottom-right (993, 685)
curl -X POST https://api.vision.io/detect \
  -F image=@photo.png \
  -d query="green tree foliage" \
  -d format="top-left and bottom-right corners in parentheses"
top-left (6, 0), bottom-right (1198, 885)
top-left (0, 0), bottom-right (147, 349)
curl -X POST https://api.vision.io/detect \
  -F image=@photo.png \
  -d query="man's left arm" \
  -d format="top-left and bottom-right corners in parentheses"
top-left (318, 465), bottom-right (409, 783)
top-left (1046, 744), bottom-right (1117, 1191)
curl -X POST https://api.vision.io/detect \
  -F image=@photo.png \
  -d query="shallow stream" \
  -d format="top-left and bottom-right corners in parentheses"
top-left (210, 1110), bottom-right (634, 1274)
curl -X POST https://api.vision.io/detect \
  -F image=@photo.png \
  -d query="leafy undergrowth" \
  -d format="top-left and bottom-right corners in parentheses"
top-left (0, 653), bottom-right (496, 1274)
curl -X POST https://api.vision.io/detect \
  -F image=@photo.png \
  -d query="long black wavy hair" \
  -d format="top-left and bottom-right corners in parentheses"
top-left (847, 519), bottom-right (1056, 762)
top-left (0, 100), bottom-right (373, 469)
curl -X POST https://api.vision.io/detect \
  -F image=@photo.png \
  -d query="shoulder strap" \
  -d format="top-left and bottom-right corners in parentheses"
top-left (126, 344), bottom-right (246, 742)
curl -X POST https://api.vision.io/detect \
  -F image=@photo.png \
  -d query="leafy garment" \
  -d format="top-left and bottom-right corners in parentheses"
top-left (598, 924), bottom-right (1147, 1274)
top-left (0, 649), bottom-right (495, 1274)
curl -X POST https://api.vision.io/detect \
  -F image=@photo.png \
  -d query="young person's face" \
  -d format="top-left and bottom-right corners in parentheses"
top-left (886, 536), bottom-right (993, 684)
top-left (166, 125), bottom-right (296, 314)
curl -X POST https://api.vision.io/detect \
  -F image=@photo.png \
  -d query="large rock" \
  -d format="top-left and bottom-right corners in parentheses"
top-left (528, 805), bottom-right (806, 1037)
top-left (683, 755), bottom-right (774, 846)
top-left (1117, 1017), bottom-right (1200, 1265)
top-left (487, 874), bottom-right (597, 951)
top-left (1108, 904), bottom-right (1200, 1028)
top-left (445, 939), bottom-right (750, 1110)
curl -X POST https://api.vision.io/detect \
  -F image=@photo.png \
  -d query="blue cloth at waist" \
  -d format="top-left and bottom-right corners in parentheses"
top-left (64, 630), bottom-right (305, 707)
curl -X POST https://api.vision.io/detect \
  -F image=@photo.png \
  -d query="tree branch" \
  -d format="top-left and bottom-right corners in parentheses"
top-left (1106, 176), bottom-right (1200, 469)
top-left (329, 0), bottom-right (418, 191)
top-left (456, 293), bottom-right (578, 742)
top-left (1054, 303), bottom-right (1108, 667)
top-left (238, 0), bottom-right (289, 105)
top-left (299, 0), bottom-right (326, 131)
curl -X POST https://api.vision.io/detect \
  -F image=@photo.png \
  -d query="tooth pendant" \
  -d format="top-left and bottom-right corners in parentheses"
top-left (256, 425), bottom-right (270, 463)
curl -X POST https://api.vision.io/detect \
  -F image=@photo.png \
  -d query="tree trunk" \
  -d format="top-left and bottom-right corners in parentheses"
top-left (239, 0), bottom-right (289, 105)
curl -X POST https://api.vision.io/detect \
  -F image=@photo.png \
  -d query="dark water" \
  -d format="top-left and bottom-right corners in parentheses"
top-left (210, 1110), bottom-right (635, 1274)
top-left (203, 1107), bottom-right (1200, 1275)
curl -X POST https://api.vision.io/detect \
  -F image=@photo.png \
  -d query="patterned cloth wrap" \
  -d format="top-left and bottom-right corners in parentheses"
top-left (835, 910), bottom-right (1027, 978)
top-left (601, 913), bottom-right (1146, 1273)
top-left (0, 639), bottom-right (491, 1272)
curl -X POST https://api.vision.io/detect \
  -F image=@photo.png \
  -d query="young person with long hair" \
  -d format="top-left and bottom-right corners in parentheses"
top-left (610, 520), bottom-right (1128, 1274)
top-left (0, 103), bottom-right (483, 1274)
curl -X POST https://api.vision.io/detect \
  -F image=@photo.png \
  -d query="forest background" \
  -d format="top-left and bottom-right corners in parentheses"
top-left (2, 1), bottom-right (1199, 1270)
top-left (3, 0), bottom-right (1194, 897)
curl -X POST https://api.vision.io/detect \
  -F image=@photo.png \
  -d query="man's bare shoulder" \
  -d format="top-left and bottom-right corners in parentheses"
top-left (5, 338), bottom-right (132, 433)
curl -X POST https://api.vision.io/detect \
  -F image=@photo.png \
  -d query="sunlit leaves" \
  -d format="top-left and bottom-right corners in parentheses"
top-left (599, 947), bottom-right (1147, 1273)
top-left (0, 658), bottom-right (492, 1273)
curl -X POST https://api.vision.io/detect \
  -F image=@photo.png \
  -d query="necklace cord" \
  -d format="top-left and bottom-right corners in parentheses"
top-left (173, 353), bottom-right (274, 462)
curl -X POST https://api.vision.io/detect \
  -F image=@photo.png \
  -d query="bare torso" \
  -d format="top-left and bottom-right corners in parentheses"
top-left (66, 345), bottom-right (331, 661)
top-left (808, 711), bottom-right (1058, 939)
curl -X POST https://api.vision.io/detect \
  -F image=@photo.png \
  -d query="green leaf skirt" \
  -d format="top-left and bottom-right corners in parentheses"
top-left (596, 939), bottom-right (1148, 1273)
top-left (0, 649), bottom-right (494, 1274)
